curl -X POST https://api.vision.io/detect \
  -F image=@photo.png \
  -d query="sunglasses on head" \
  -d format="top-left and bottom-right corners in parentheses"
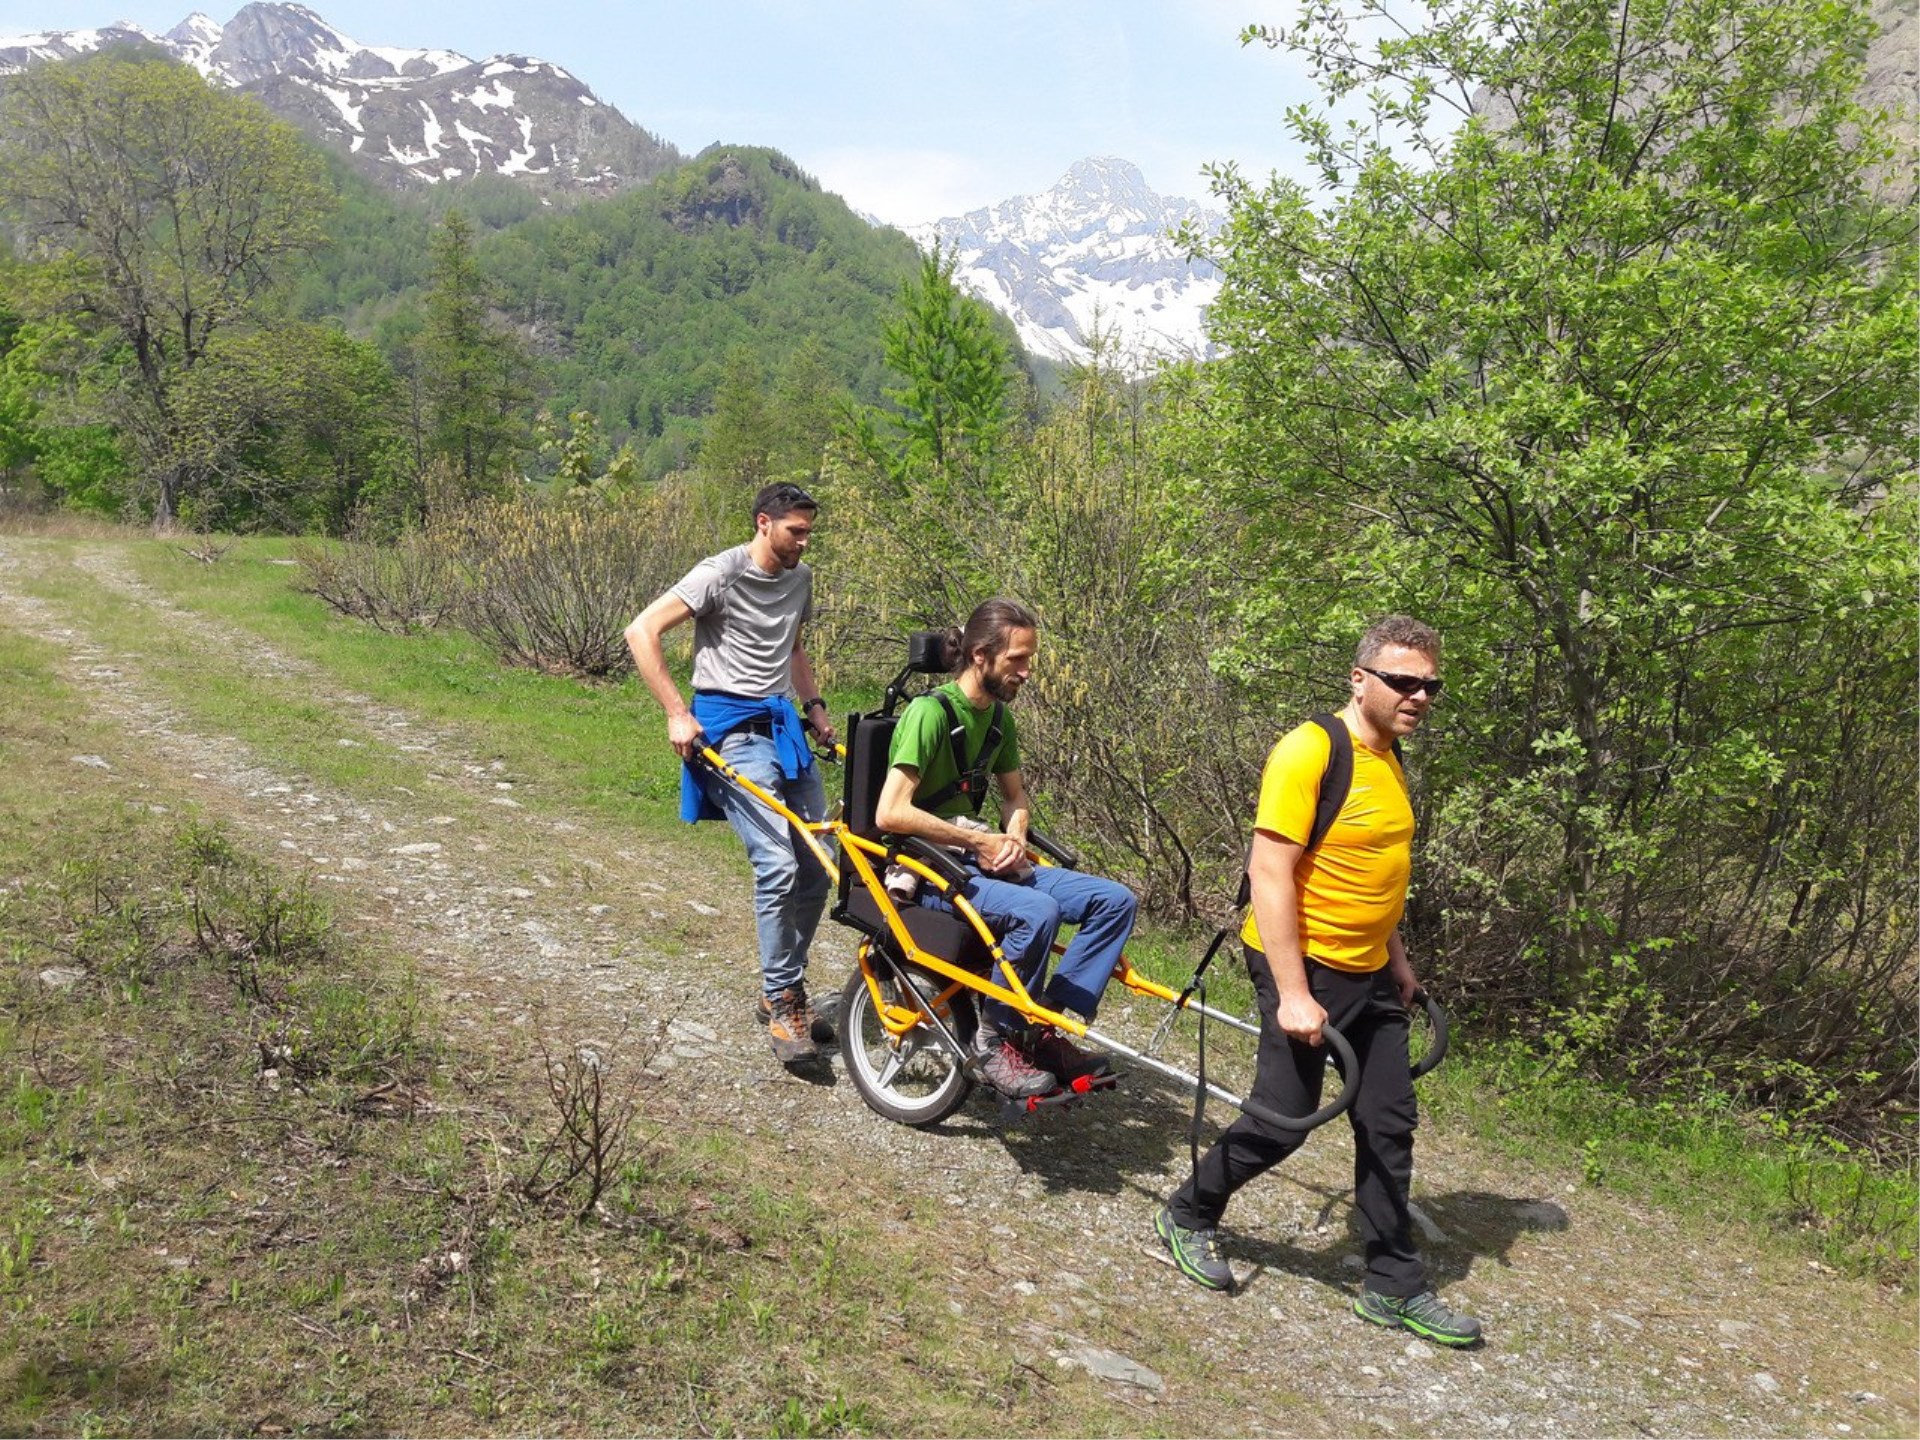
top-left (1361, 667), bottom-right (1444, 698)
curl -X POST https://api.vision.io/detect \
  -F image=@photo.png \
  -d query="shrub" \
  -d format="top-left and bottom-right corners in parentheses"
top-left (291, 520), bottom-right (460, 634)
top-left (446, 481), bottom-right (721, 678)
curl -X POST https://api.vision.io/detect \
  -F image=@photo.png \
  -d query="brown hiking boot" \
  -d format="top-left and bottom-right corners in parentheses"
top-left (755, 986), bottom-right (835, 1045)
top-left (763, 985), bottom-right (820, 1063)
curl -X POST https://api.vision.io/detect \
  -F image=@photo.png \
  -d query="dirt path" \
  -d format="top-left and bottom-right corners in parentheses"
top-left (2, 537), bottom-right (1912, 1438)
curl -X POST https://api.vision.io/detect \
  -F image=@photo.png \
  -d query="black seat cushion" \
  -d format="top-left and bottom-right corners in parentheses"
top-left (841, 711), bottom-right (897, 838)
top-left (840, 885), bottom-right (994, 974)
top-left (833, 710), bottom-right (993, 975)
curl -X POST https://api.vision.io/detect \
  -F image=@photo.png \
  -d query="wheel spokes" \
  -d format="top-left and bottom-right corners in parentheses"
top-left (874, 1042), bottom-right (911, 1090)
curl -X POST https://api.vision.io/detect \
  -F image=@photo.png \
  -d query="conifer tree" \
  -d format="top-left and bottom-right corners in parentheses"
top-left (418, 211), bottom-right (529, 495)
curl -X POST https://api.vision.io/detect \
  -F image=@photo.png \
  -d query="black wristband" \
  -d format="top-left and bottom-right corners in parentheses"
top-left (803, 697), bottom-right (827, 713)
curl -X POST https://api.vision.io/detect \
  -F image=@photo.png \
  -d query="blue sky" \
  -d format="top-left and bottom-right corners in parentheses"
top-left (0, 0), bottom-right (1321, 223)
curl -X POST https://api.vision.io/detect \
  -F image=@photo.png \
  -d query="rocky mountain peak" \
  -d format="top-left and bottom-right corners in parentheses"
top-left (910, 158), bottom-right (1223, 366)
top-left (0, 3), bottom-right (679, 196)
top-left (208, 2), bottom-right (352, 84)
top-left (164, 12), bottom-right (222, 46)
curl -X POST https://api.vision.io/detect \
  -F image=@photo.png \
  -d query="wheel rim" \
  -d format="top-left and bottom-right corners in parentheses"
top-left (848, 977), bottom-right (966, 1115)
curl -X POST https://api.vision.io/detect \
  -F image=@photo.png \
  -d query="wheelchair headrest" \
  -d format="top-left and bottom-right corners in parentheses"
top-left (903, 630), bottom-right (949, 674)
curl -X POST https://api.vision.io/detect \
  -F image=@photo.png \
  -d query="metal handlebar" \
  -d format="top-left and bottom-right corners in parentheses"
top-left (1409, 988), bottom-right (1449, 1080)
top-left (1237, 1021), bottom-right (1359, 1133)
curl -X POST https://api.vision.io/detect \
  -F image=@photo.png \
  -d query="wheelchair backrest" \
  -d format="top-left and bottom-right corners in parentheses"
top-left (840, 711), bottom-right (899, 840)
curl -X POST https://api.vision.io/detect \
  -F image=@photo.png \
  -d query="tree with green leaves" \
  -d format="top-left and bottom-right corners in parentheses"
top-left (766, 338), bottom-right (843, 485)
top-left (860, 242), bottom-right (1015, 487)
top-left (417, 210), bottom-right (530, 496)
top-left (0, 53), bottom-right (335, 525)
top-left (697, 347), bottom-right (773, 490)
top-left (1185, 0), bottom-right (1915, 1110)
top-left (168, 323), bottom-right (407, 531)
top-left (833, 244), bottom-right (1024, 622)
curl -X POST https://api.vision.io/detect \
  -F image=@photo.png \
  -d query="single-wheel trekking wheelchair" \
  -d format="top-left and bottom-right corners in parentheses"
top-left (693, 631), bottom-right (1448, 1131)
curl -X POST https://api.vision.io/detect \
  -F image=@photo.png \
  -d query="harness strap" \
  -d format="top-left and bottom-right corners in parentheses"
top-left (920, 692), bottom-right (1004, 816)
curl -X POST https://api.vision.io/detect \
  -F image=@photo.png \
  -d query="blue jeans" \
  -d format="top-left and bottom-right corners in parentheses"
top-left (922, 863), bottom-right (1138, 1032)
top-left (704, 729), bottom-right (831, 996)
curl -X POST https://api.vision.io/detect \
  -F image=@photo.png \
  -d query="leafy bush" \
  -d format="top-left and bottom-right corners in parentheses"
top-left (445, 482), bottom-right (718, 677)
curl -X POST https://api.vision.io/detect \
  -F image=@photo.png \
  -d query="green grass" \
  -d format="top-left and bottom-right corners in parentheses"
top-left (1417, 1036), bottom-right (1917, 1280)
top-left (0, 617), bottom-right (1175, 1436)
top-left (9, 536), bottom-right (690, 836)
top-left (6, 529), bottom-right (1912, 1345)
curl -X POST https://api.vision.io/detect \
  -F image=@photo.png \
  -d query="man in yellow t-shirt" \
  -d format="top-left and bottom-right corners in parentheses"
top-left (1153, 616), bottom-right (1482, 1348)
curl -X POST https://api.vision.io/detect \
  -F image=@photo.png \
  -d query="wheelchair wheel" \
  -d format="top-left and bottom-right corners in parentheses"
top-left (839, 962), bottom-right (975, 1127)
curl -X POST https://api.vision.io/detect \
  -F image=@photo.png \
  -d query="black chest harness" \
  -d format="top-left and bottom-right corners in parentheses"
top-left (918, 693), bottom-right (1005, 815)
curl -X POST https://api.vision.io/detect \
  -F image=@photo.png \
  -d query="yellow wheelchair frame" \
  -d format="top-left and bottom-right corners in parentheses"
top-left (693, 637), bottom-right (1446, 1130)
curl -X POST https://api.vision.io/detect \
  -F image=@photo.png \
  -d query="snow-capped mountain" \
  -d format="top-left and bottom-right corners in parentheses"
top-left (909, 157), bottom-right (1225, 366)
top-left (0, 3), bottom-right (679, 195)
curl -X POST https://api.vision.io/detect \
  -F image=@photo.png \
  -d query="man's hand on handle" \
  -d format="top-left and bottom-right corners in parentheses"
top-left (1277, 988), bottom-right (1328, 1047)
top-left (1386, 933), bottom-right (1420, 1008)
top-left (668, 712), bottom-right (705, 760)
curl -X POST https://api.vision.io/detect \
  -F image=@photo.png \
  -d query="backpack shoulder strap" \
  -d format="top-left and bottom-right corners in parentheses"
top-left (1233, 712), bottom-right (1357, 909)
top-left (1304, 712), bottom-right (1355, 855)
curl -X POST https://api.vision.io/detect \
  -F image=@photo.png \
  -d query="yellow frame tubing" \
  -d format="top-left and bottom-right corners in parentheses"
top-left (695, 744), bottom-right (841, 886)
top-left (839, 833), bottom-right (1083, 1038)
top-left (853, 939), bottom-right (972, 1039)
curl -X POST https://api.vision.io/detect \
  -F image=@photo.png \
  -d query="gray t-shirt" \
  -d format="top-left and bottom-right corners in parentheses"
top-left (669, 545), bottom-right (813, 698)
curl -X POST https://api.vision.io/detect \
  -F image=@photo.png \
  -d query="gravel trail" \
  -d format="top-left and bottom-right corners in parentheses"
top-left (2, 537), bottom-right (1912, 1438)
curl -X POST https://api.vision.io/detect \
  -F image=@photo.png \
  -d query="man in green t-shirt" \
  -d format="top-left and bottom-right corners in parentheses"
top-left (875, 599), bottom-right (1139, 1099)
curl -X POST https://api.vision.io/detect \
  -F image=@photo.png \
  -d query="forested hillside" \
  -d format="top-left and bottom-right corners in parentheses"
top-left (0, 53), bottom-right (1014, 527)
top-left (293, 145), bottom-right (962, 454)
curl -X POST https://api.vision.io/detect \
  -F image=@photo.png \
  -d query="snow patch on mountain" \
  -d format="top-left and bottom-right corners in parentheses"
top-left (0, 3), bottom-right (678, 195)
top-left (910, 157), bottom-right (1224, 367)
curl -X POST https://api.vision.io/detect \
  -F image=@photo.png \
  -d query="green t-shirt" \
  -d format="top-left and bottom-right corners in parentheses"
top-left (888, 682), bottom-right (1023, 819)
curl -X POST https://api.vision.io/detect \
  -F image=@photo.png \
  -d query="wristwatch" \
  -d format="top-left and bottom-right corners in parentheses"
top-left (802, 697), bottom-right (827, 714)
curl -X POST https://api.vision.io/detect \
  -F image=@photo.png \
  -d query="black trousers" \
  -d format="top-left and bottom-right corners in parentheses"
top-left (1168, 945), bottom-right (1426, 1297)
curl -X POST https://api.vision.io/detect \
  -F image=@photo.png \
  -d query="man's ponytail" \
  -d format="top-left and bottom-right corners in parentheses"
top-left (951, 598), bottom-right (1038, 673)
top-left (937, 626), bottom-right (966, 673)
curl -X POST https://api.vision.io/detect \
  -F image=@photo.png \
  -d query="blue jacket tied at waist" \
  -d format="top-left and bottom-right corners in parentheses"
top-left (680, 691), bottom-right (814, 823)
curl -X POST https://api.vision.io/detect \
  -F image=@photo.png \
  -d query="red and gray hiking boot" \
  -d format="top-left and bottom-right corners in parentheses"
top-left (1012, 1023), bottom-right (1114, 1086)
top-left (971, 1025), bottom-right (1056, 1099)
top-left (762, 985), bottom-right (820, 1064)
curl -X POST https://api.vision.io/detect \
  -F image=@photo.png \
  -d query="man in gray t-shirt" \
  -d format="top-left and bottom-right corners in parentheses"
top-left (671, 544), bottom-right (814, 697)
top-left (626, 483), bottom-right (837, 1065)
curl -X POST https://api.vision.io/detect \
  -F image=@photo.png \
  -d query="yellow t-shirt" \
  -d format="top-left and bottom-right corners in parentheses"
top-left (1240, 715), bottom-right (1413, 972)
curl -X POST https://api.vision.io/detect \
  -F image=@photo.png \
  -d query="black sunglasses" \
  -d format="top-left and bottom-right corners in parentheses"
top-left (1361, 667), bottom-right (1444, 698)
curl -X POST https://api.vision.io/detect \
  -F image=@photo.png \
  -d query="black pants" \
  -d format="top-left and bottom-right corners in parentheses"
top-left (1168, 945), bottom-right (1426, 1297)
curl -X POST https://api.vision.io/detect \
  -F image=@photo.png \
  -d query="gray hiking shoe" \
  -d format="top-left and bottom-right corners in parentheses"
top-left (1153, 1207), bottom-right (1233, 1292)
top-left (1353, 1287), bottom-right (1483, 1347)
top-left (971, 1026), bottom-right (1056, 1099)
